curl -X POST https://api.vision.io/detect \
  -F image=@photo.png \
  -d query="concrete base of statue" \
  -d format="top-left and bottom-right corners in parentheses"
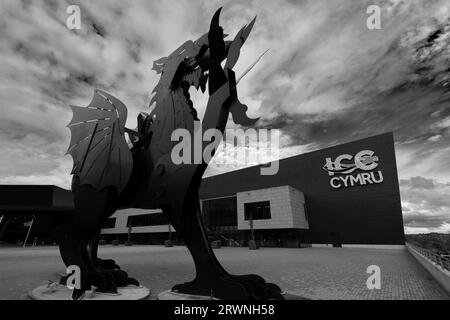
top-left (157, 290), bottom-right (309, 300)
top-left (29, 283), bottom-right (150, 300)
top-left (158, 290), bottom-right (218, 300)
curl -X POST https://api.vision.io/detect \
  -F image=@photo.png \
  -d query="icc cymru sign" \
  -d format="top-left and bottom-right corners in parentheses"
top-left (323, 150), bottom-right (384, 189)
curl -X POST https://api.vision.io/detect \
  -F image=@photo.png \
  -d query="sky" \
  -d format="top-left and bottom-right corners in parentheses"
top-left (0, 0), bottom-right (449, 234)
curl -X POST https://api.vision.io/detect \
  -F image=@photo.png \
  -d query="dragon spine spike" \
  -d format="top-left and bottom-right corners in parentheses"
top-left (242, 16), bottom-right (257, 40)
top-left (224, 16), bottom-right (257, 74)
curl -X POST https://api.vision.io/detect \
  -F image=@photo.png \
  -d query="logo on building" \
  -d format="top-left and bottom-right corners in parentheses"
top-left (323, 150), bottom-right (384, 189)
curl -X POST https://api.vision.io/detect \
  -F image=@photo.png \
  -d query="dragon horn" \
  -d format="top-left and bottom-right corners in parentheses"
top-left (242, 16), bottom-right (257, 43)
top-left (210, 7), bottom-right (222, 31)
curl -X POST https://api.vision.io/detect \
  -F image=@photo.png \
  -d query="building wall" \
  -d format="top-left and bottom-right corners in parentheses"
top-left (289, 187), bottom-right (309, 229)
top-left (200, 133), bottom-right (405, 245)
top-left (101, 208), bottom-right (173, 235)
top-left (236, 186), bottom-right (308, 230)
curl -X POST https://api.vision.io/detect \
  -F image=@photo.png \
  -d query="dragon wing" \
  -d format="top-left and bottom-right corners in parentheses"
top-left (66, 90), bottom-right (133, 193)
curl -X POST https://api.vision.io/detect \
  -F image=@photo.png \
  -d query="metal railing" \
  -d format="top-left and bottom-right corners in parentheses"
top-left (219, 235), bottom-right (241, 247)
top-left (407, 243), bottom-right (450, 272)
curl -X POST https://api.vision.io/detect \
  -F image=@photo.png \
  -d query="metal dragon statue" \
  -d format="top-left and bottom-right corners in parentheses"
top-left (59, 8), bottom-right (284, 300)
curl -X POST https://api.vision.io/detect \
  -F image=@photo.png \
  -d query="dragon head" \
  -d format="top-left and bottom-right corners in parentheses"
top-left (150, 8), bottom-right (256, 107)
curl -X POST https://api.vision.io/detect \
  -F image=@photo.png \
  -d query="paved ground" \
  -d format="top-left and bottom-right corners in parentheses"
top-left (0, 245), bottom-right (448, 300)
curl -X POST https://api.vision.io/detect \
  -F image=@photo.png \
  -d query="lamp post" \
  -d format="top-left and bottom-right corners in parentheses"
top-left (23, 215), bottom-right (35, 248)
top-left (0, 215), bottom-right (13, 241)
top-left (125, 225), bottom-right (133, 246)
top-left (165, 224), bottom-right (173, 247)
top-left (249, 215), bottom-right (255, 242)
top-left (248, 213), bottom-right (258, 250)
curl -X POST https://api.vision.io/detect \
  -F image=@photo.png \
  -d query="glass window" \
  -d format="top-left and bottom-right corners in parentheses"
top-left (127, 213), bottom-right (169, 227)
top-left (244, 201), bottom-right (271, 220)
top-left (102, 218), bottom-right (116, 229)
top-left (202, 197), bottom-right (237, 230)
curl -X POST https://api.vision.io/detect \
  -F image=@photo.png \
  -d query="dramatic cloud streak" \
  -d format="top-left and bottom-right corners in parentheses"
top-left (0, 0), bottom-right (449, 233)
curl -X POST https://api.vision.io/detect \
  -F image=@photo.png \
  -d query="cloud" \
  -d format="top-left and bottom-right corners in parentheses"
top-left (400, 176), bottom-right (450, 234)
top-left (405, 223), bottom-right (450, 235)
top-left (400, 176), bottom-right (437, 190)
top-left (205, 129), bottom-right (317, 177)
top-left (427, 135), bottom-right (442, 142)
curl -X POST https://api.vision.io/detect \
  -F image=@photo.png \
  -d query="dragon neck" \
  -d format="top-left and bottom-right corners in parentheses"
top-left (150, 84), bottom-right (229, 135)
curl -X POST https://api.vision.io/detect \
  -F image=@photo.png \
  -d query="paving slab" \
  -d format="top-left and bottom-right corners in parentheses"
top-left (0, 245), bottom-right (448, 300)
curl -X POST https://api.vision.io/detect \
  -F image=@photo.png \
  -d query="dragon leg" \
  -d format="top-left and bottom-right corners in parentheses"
top-left (88, 233), bottom-right (120, 271)
top-left (191, 199), bottom-right (284, 300)
top-left (59, 181), bottom-right (118, 298)
top-left (81, 190), bottom-right (140, 289)
top-left (59, 218), bottom-right (118, 299)
top-left (165, 192), bottom-right (257, 300)
top-left (87, 231), bottom-right (140, 288)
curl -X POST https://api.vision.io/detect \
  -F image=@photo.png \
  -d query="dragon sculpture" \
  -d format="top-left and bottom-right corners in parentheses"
top-left (59, 8), bottom-right (284, 300)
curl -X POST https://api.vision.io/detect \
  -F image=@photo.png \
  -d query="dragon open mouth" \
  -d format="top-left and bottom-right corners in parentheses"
top-left (182, 64), bottom-right (209, 94)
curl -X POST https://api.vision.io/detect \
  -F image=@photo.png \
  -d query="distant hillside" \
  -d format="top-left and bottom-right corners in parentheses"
top-left (406, 233), bottom-right (450, 254)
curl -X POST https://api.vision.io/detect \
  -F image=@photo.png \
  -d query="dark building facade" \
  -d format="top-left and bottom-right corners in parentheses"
top-left (0, 185), bottom-right (73, 244)
top-left (199, 132), bottom-right (405, 245)
top-left (101, 132), bottom-right (405, 246)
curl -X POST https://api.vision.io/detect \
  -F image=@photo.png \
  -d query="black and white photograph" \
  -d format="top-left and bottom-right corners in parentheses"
top-left (0, 0), bottom-right (449, 314)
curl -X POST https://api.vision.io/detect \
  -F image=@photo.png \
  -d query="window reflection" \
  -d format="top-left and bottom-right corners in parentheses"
top-left (244, 201), bottom-right (271, 220)
top-left (127, 213), bottom-right (169, 227)
top-left (102, 218), bottom-right (116, 229)
top-left (202, 197), bottom-right (237, 231)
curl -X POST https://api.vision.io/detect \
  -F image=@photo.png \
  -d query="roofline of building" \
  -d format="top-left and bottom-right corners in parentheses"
top-left (0, 185), bottom-right (69, 191)
top-left (203, 131), bottom-right (394, 181)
